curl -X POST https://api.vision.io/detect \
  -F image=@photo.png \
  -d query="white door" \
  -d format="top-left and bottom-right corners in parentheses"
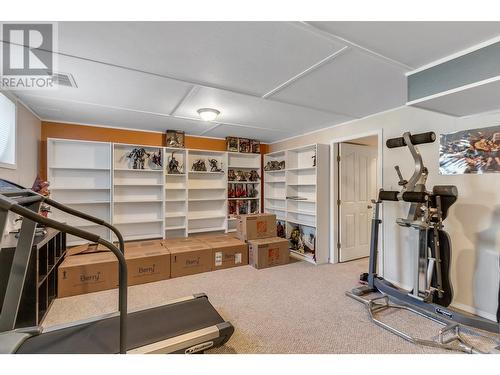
top-left (339, 143), bottom-right (378, 262)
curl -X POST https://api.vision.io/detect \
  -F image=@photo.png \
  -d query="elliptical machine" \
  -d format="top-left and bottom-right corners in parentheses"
top-left (346, 131), bottom-right (500, 354)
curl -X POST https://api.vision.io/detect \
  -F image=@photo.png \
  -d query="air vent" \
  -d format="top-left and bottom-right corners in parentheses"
top-left (51, 72), bottom-right (77, 88)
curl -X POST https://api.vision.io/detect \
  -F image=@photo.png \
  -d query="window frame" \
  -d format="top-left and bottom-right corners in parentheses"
top-left (0, 92), bottom-right (17, 170)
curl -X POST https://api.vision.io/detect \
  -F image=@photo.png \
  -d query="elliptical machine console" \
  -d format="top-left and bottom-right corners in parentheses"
top-left (347, 131), bottom-right (500, 354)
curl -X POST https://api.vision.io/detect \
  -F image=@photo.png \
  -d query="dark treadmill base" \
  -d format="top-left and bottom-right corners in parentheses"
top-left (17, 295), bottom-right (232, 353)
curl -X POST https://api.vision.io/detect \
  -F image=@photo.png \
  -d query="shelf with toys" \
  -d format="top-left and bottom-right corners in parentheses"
top-left (264, 144), bottom-right (329, 265)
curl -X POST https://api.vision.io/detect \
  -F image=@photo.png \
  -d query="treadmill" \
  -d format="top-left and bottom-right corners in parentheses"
top-left (0, 179), bottom-right (234, 354)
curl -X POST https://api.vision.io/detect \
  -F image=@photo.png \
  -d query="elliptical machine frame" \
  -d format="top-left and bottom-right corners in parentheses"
top-left (346, 131), bottom-right (500, 354)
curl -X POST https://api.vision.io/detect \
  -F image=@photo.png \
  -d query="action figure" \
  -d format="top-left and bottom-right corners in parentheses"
top-left (289, 226), bottom-right (304, 252)
top-left (192, 159), bottom-right (207, 172)
top-left (208, 159), bottom-right (223, 172)
top-left (277, 221), bottom-right (285, 238)
top-left (235, 170), bottom-right (247, 181)
top-left (167, 152), bottom-right (182, 174)
top-left (228, 169), bottom-right (236, 181)
top-left (127, 148), bottom-right (150, 169)
top-left (150, 149), bottom-right (162, 169)
top-left (248, 170), bottom-right (260, 181)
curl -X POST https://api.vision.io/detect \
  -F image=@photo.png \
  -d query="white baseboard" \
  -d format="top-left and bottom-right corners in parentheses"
top-left (450, 301), bottom-right (497, 323)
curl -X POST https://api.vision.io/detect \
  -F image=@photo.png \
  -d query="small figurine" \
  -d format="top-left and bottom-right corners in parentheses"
top-left (228, 169), bottom-right (236, 181)
top-left (126, 148), bottom-right (150, 169)
top-left (312, 153), bottom-right (316, 167)
top-left (167, 152), bottom-right (182, 174)
top-left (277, 221), bottom-right (285, 238)
top-left (228, 184), bottom-right (236, 198)
top-left (248, 170), bottom-right (260, 181)
top-left (289, 226), bottom-right (304, 252)
top-left (166, 130), bottom-right (185, 148)
top-left (150, 149), bottom-right (162, 169)
top-left (208, 158), bottom-right (223, 173)
top-left (250, 139), bottom-right (260, 154)
top-left (239, 138), bottom-right (251, 153)
top-left (250, 200), bottom-right (259, 214)
top-left (237, 200), bottom-right (248, 214)
top-left (264, 160), bottom-right (285, 171)
top-left (235, 170), bottom-right (247, 181)
top-left (235, 184), bottom-right (247, 198)
top-left (192, 159), bottom-right (207, 172)
top-left (248, 185), bottom-right (258, 198)
top-left (278, 160), bottom-right (286, 170)
top-left (228, 201), bottom-right (237, 215)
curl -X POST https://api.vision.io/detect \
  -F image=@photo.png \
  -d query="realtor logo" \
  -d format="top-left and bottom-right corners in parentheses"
top-left (1, 22), bottom-right (57, 89)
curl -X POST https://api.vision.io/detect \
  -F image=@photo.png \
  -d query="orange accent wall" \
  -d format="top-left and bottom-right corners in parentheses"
top-left (40, 121), bottom-right (268, 209)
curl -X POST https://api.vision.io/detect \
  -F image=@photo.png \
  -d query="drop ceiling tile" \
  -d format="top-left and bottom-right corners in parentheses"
top-left (57, 22), bottom-right (346, 95)
top-left (22, 95), bottom-right (209, 135)
top-left (309, 21), bottom-right (500, 68)
top-left (13, 53), bottom-right (192, 115)
top-left (175, 86), bottom-right (352, 133)
top-left (272, 48), bottom-right (407, 118)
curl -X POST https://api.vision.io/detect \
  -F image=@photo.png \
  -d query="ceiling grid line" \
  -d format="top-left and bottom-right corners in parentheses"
top-left (262, 46), bottom-right (350, 98)
top-left (293, 21), bottom-right (414, 71)
top-left (168, 85), bottom-right (199, 116)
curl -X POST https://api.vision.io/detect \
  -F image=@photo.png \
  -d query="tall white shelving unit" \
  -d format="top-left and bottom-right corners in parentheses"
top-left (264, 144), bottom-right (329, 264)
top-left (227, 152), bottom-right (262, 233)
top-left (47, 139), bottom-right (112, 246)
top-left (164, 147), bottom-right (188, 238)
top-left (112, 143), bottom-right (164, 241)
top-left (48, 138), bottom-right (263, 243)
top-left (186, 150), bottom-right (228, 235)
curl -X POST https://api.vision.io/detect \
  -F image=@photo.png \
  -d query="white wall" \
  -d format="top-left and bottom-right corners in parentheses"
top-left (0, 100), bottom-right (41, 235)
top-left (270, 105), bottom-right (499, 321)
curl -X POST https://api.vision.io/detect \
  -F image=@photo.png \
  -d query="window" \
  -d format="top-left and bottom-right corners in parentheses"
top-left (0, 93), bottom-right (16, 168)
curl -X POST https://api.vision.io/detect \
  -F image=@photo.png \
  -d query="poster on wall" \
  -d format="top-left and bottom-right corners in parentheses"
top-left (439, 125), bottom-right (500, 175)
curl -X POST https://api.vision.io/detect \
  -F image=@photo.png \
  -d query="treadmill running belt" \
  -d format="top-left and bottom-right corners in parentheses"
top-left (17, 296), bottom-right (224, 353)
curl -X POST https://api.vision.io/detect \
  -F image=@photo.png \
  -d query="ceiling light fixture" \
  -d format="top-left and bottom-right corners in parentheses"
top-left (197, 108), bottom-right (220, 122)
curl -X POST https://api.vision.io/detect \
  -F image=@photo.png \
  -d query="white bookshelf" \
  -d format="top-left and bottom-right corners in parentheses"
top-left (227, 152), bottom-right (261, 233)
top-left (164, 147), bottom-right (188, 238)
top-left (47, 138), bottom-right (113, 246)
top-left (112, 143), bottom-right (164, 241)
top-left (187, 149), bottom-right (228, 235)
top-left (48, 139), bottom-right (265, 242)
top-left (264, 144), bottom-right (329, 264)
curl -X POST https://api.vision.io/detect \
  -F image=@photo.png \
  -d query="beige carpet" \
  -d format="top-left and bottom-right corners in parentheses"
top-left (43, 259), bottom-right (499, 354)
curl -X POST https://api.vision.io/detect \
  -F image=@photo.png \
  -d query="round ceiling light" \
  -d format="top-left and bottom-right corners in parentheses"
top-left (197, 108), bottom-right (220, 122)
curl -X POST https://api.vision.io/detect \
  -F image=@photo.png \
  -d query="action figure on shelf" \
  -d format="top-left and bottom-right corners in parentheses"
top-left (167, 152), bottom-right (182, 174)
top-left (192, 159), bottom-right (207, 172)
top-left (228, 201), bottom-right (237, 215)
top-left (264, 160), bottom-right (285, 171)
top-left (126, 148), bottom-right (150, 169)
top-left (208, 159), bottom-right (223, 173)
top-left (312, 153), bottom-right (316, 167)
top-left (248, 185), bottom-right (258, 198)
top-left (250, 200), bottom-right (259, 214)
top-left (235, 170), bottom-right (247, 181)
top-left (228, 169), bottom-right (236, 181)
top-left (248, 170), bottom-right (260, 181)
top-left (150, 149), bottom-right (162, 169)
top-left (235, 184), bottom-right (247, 198)
top-left (303, 232), bottom-right (316, 254)
top-left (228, 184), bottom-right (236, 198)
top-left (277, 221), bottom-right (285, 238)
top-left (237, 200), bottom-right (248, 214)
top-left (289, 226), bottom-right (304, 252)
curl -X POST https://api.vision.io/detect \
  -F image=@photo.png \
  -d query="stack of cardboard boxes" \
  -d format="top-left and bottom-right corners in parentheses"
top-left (57, 213), bottom-right (289, 298)
top-left (236, 213), bottom-right (290, 270)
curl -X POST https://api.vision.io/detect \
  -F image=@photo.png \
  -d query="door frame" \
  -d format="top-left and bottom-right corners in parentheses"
top-left (329, 129), bottom-right (384, 270)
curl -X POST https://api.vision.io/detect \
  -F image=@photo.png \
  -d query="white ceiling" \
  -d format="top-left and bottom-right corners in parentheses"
top-left (7, 21), bottom-right (500, 143)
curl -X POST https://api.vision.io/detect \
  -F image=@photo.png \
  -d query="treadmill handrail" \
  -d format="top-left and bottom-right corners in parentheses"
top-left (5, 200), bottom-right (128, 354)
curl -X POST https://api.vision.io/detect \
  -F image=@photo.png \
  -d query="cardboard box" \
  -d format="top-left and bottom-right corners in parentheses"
top-left (58, 252), bottom-right (118, 298)
top-left (248, 237), bottom-right (290, 269)
top-left (162, 237), bottom-right (201, 248)
top-left (203, 236), bottom-right (248, 270)
top-left (236, 213), bottom-right (276, 241)
top-left (125, 245), bottom-right (170, 286)
top-left (66, 243), bottom-right (111, 257)
top-left (125, 239), bottom-right (164, 249)
top-left (168, 242), bottom-right (212, 278)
